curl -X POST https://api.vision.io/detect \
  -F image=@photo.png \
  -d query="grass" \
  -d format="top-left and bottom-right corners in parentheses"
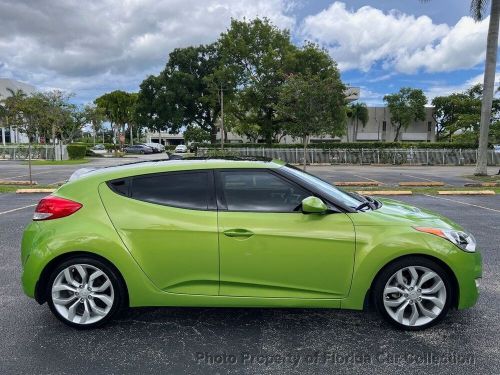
top-left (464, 174), bottom-right (500, 183)
top-left (22, 159), bottom-right (90, 166)
top-left (0, 184), bottom-right (56, 193)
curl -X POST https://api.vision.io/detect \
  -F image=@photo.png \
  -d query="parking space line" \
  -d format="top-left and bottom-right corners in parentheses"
top-left (1, 170), bottom-right (56, 180)
top-left (423, 194), bottom-right (500, 213)
top-left (0, 204), bottom-right (36, 216)
top-left (349, 173), bottom-right (381, 184)
top-left (402, 174), bottom-right (439, 182)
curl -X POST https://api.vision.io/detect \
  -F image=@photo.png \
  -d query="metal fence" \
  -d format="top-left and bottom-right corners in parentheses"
top-left (197, 148), bottom-right (500, 166)
top-left (0, 145), bottom-right (67, 160)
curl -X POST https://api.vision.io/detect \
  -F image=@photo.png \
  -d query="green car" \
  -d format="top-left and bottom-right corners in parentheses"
top-left (21, 159), bottom-right (481, 330)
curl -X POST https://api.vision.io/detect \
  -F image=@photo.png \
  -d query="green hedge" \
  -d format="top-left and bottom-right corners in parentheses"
top-left (197, 142), bottom-right (484, 150)
top-left (67, 144), bottom-right (87, 159)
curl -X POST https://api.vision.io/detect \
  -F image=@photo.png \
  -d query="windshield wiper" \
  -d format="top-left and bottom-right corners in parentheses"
top-left (355, 201), bottom-right (373, 211)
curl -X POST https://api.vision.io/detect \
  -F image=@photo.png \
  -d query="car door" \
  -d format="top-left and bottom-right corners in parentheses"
top-left (216, 169), bottom-right (356, 299)
top-left (99, 170), bottom-right (219, 295)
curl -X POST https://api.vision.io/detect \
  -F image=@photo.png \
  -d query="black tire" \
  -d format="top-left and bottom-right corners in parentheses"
top-left (46, 255), bottom-right (126, 329)
top-left (372, 256), bottom-right (453, 330)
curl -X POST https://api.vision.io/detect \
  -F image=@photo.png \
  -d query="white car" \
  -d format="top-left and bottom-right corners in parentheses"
top-left (175, 144), bottom-right (188, 153)
top-left (90, 144), bottom-right (107, 155)
top-left (493, 144), bottom-right (500, 154)
top-left (142, 142), bottom-right (165, 153)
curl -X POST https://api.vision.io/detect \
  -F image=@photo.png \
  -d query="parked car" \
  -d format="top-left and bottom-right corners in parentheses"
top-left (493, 144), bottom-right (500, 154)
top-left (123, 144), bottom-right (153, 154)
top-left (174, 144), bottom-right (188, 153)
top-left (142, 142), bottom-right (165, 153)
top-left (89, 144), bottom-right (107, 155)
top-left (22, 158), bottom-right (481, 329)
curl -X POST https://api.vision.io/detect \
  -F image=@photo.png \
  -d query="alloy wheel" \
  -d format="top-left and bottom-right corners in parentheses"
top-left (383, 265), bottom-right (447, 327)
top-left (51, 264), bottom-right (114, 325)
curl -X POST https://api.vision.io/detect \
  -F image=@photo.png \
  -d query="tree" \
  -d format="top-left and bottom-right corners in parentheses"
top-left (421, 0), bottom-right (500, 173)
top-left (84, 104), bottom-right (106, 145)
top-left (347, 102), bottom-right (369, 142)
top-left (432, 84), bottom-right (500, 142)
top-left (183, 125), bottom-right (211, 144)
top-left (475, 0), bottom-right (500, 174)
top-left (95, 90), bottom-right (132, 147)
top-left (276, 73), bottom-right (346, 170)
top-left (217, 18), bottom-right (296, 144)
top-left (137, 44), bottom-right (220, 143)
top-left (383, 88), bottom-right (427, 142)
top-left (0, 88), bottom-right (27, 144)
top-left (135, 76), bottom-right (170, 146)
top-left (14, 94), bottom-right (42, 183)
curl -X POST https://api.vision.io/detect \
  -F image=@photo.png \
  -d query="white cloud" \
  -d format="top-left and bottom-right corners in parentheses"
top-left (300, 2), bottom-right (489, 74)
top-left (395, 17), bottom-right (488, 73)
top-left (0, 0), bottom-right (295, 101)
top-left (424, 72), bottom-right (500, 101)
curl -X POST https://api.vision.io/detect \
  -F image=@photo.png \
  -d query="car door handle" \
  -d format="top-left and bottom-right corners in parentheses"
top-left (223, 229), bottom-right (254, 238)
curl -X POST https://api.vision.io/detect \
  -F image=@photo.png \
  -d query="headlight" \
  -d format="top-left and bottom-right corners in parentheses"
top-left (414, 227), bottom-right (476, 252)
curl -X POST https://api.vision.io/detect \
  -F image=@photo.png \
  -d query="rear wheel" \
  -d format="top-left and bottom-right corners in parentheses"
top-left (373, 256), bottom-right (452, 330)
top-left (46, 256), bottom-right (125, 329)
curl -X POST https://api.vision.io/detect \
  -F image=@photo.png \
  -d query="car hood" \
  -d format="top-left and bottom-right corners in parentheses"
top-left (347, 197), bottom-right (464, 231)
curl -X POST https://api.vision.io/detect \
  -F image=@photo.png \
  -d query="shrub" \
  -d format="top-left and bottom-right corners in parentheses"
top-left (67, 144), bottom-right (87, 159)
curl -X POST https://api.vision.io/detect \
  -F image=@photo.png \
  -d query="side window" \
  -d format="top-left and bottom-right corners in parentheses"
top-left (220, 170), bottom-right (310, 212)
top-left (130, 171), bottom-right (210, 210)
top-left (108, 179), bottom-right (129, 196)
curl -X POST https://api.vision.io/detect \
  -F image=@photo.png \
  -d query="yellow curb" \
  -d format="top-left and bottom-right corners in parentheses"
top-left (398, 181), bottom-right (444, 187)
top-left (356, 190), bottom-right (413, 196)
top-left (335, 181), bottom-right (381, 186)
top-left (438, 190), bottom-right (496, 195)
top-left (0, 180), bottom-right (38, 185)
top-left (16, 188), bottom-right (56, 194)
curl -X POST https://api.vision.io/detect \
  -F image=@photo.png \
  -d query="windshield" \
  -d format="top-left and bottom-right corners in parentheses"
top-left (282, 165), bottom-right (365, 209)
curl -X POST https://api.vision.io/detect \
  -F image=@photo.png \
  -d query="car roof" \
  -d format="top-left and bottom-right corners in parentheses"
top-left (65, 157), bottom-right (286, 185)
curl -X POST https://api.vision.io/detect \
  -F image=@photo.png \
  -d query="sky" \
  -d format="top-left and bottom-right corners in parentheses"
top-left (0, 0), bottom-right (495, 106)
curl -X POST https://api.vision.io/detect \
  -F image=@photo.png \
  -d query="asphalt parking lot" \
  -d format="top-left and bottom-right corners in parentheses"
top-left (0, 157), bottom-right (493, 186)
top-left (0, 160), bottom-right (499, 374)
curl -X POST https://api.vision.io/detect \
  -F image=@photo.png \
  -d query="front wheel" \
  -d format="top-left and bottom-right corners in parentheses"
top-left (46, 256), bottom-right (125, 329)
top-left (373, 256), bottom-right (453, 330)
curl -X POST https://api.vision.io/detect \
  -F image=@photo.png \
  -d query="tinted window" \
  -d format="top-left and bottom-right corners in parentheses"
top-left (131, 171), bottom-right (209, 210)
top-left (108, 179), bottom-right (129, 196)
top-left (220, 170), bottom-right (309, 212)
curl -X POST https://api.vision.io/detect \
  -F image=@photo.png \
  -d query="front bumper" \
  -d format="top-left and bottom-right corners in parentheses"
top-left (455, 250), bottom-right (482, 309)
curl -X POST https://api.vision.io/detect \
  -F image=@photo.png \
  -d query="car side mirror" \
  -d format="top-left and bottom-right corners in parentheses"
top-left (301, 196), bottom-right (328, 214)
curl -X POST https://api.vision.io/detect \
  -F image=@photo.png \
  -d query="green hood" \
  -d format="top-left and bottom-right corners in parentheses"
top-left (348, 197), bottom-right (464, 231)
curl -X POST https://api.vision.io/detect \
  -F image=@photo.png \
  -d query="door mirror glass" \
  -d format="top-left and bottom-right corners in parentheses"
top-left (301, 196), bottom-right (327, 214)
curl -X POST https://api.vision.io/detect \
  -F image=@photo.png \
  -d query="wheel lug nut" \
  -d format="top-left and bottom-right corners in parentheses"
top-left (79, 298), bottom-right (84, 303)
top-left (88, 295), bottom-right (93, 299)
top-left (87, 287), bottom-right (92, 291)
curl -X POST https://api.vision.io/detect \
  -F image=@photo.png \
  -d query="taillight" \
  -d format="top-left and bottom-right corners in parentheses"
top-left (33, 196), bottom-right (82, 221)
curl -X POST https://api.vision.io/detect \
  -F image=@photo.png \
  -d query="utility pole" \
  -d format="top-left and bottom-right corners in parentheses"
top-left (220, 83), bottom-right (224, 150)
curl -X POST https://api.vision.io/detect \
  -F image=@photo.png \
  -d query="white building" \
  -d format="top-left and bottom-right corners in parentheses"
top-left (0, 78), bottom-right (37, 145)
top-left (216, 106), bottom-right (436, 144)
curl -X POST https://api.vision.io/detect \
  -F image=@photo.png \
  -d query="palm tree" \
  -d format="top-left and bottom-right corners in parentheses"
top-left (474, 0), bottom-right (500, 175)
top-left (347, 102), bottom-right (369, 142)
top-left (422, 0), bottom-right (500, 174)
